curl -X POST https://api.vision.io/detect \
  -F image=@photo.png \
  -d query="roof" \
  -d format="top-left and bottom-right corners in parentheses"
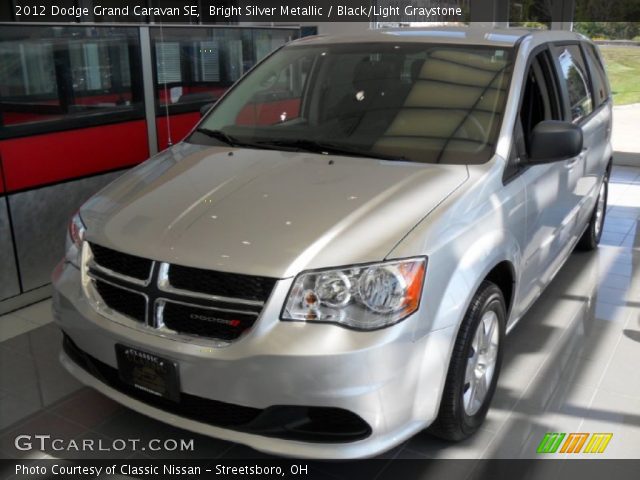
top-left (291, 26), bottom-right (585, 48)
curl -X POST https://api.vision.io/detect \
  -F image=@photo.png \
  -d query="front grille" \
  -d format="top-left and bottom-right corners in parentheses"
top-left (86, 243), bottom-right (278, 342)
top-left (162, 302), bottom-right (256, 341)
top-left (90, 243), bottom-right (152, 281)
top-left (169, 264), bottom-right (277, 302)
top-left (94, 280), bottom-right (146, 323)
top-left (63, 334), bottom-right (372, 442)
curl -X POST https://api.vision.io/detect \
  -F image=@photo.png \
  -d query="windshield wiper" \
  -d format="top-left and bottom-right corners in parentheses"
top-left (195, 131), bottom-right (411, 161)
top-left (195, 128), bottom-right (238, 146)
top-left (195, 128), bottom-right (286, 151)
top-left (256, 139), bottom-right (411, 162)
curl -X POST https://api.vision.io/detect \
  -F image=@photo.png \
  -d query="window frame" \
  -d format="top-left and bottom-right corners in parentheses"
top-left (581, 41), bottom-right (611, 110)
top-left (549, 41), bottom-right (595, 125)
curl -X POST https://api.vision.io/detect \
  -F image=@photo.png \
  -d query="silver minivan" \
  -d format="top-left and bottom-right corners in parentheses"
top-left (53, 27), bottom-right (612, 459)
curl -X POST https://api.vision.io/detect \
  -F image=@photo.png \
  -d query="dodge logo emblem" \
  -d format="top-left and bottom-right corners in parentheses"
top-left (189, 313), bottom-right (241, 327)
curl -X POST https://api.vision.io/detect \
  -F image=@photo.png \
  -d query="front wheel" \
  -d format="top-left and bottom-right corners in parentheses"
top-left (429, 281), bottom-right (506, 441)
top-left (577, 170), bottom-right (609, 251)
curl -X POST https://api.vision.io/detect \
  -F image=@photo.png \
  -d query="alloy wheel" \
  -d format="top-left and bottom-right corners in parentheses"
top-left (463, 310), bottom-right (500, 416)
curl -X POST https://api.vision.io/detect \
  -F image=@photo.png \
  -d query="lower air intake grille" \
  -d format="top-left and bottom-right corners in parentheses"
top-left (94, 280), bottom-right (146, 323)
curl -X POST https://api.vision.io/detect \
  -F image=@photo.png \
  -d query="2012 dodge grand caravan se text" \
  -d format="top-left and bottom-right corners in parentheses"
top-left (52, 27), bottom-right (613, 459)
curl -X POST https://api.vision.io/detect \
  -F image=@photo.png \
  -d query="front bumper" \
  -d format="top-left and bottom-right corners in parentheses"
top-left (52, 261), bottom-right (454, 459)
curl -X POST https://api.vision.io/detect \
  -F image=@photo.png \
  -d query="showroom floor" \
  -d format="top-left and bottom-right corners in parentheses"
top-left (0, 166), bottom-right (639, 473)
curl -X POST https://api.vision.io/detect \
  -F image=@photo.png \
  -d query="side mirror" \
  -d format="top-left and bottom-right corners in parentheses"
top-left (200, 102), bottom-right (215, 117)
top-left (529, 120), bottom-right (583, 164)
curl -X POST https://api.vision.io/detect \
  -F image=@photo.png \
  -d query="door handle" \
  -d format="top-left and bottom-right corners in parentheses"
top-left (565, 157), bottom-right (579, 169)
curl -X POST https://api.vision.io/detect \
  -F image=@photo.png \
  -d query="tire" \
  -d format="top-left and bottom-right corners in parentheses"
top-left (577, 170), bottom-right (609, 251)
top-left (429, 281), bottom-right (506, 441)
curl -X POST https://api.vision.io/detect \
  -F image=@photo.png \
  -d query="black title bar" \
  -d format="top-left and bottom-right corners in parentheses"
top-left (9, 0), bottom-right (640, 23)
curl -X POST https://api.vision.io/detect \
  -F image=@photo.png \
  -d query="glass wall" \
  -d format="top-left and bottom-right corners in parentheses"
top-left (0, 25), bottom-right (143, 137)
top-left (150, 27), bottom-right (298, 114)
top-left (0, 24), bottom-right (299, 139)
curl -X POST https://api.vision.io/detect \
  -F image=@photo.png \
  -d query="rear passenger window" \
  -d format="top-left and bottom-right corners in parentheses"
top-left (553, 44), bottom-right (593, 122)
top-left (584, 43), bottom-right (610, 107)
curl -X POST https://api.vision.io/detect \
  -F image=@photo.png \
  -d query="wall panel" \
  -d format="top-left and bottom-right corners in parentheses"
top-left (0, 200), bottom-right (20, 300)
top-left (10, 171), bottom-right (125, 291)
top-left (1, 120), bottom-right (148, 192)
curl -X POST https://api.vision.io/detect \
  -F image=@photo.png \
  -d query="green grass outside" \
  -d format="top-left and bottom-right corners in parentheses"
top-left (599, 45), bottom-right (640, 105)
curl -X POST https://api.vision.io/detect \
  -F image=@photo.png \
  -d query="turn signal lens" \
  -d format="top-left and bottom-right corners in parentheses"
top-left (69, 213), bottom-right (85, 248)
top-left (65, 212), bottom-right (86, 267)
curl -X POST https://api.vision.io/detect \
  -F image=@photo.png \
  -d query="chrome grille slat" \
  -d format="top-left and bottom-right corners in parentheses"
top-left (168, 263), bottom-right (277, 302)
top-left (89, 242), bottom-right (153, 283)
top-left (156, 297), bottom-right (260, 317)
top-left (157, 263), bottom-right (265, 307)
top-left (88, 260), bottom-right (154, 287)
top-left (86, 273), bottom-right (149, 325)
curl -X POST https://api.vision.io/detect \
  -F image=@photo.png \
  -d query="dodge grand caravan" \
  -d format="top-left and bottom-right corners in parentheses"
top-left (53, 27), bottom-right (612, 459)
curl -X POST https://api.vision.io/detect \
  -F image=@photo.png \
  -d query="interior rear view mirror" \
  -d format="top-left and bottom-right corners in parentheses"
top-left (529, 120), bottom-right (583, 164)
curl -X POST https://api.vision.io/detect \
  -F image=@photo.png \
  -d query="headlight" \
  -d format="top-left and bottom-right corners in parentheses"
top-left (65, 211), bottom-right (86, 267)
top-left (281, 257), bottom-right (426, 330)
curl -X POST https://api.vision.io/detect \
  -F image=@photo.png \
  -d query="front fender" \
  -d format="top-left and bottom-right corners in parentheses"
top-left (388, 158), bottom-right (525, 338)
top-left (407, 227), bottom-right (521, 423)
top-left (386, 159), bottom-right (527, 422)
top-left (420, 226), bottom-right (521, 339)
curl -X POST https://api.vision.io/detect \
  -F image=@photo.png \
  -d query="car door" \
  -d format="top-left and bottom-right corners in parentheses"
top-left (550, 43), bottom-right (603, 240)
top-left (512, 48), bottom-right (578, 316)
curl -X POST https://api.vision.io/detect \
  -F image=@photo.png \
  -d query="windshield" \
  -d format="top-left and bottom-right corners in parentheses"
top-left (193, 42), bottom-right (513, 164)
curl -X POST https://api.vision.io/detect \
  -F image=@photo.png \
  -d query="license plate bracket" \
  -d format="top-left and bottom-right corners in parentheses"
top-left (116, 344), bottom-right (180, 402)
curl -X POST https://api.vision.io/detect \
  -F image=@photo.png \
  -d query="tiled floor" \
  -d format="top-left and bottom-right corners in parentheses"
top-left (1, 166), bottom-right (639, 470)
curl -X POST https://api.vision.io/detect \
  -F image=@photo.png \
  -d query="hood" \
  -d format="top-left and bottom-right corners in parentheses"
top-left (82, 143), bottom-right (468, 278)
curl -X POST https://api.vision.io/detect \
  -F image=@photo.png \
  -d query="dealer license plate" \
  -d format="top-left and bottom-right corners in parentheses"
top-left (116, 345), bottom-right (180, 402)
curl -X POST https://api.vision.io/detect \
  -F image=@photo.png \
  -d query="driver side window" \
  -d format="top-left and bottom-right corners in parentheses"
top-left (506, 49), bottom-right (561, 179)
